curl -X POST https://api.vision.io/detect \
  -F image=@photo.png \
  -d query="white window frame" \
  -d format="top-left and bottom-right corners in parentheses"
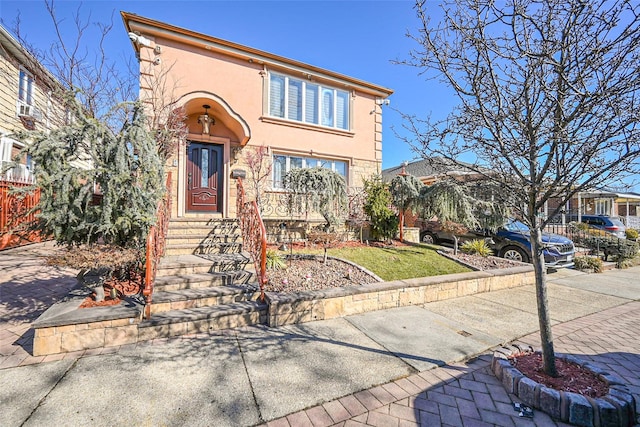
top-left (272, 153), bottom-right (348, 189)
top-left (268, 72), bottom-right (350, 131)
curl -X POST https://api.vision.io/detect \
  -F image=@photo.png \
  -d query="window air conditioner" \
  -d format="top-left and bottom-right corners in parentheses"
top-left (16, 101), bottom-right (42, 121)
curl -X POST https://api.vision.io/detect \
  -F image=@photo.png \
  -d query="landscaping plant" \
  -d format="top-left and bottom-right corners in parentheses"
top-left (460, 239), bottom-right (493, 257)
top-left (362, 176), bottom-right (398, 242)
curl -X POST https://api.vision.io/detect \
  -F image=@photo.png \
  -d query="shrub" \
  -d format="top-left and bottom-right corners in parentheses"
top-left (626, 228), bottom-right (639, 240)
top-left (266, 250), bottom-right (287, 270)
top-left (573, 256), bottom-right (603, 273)
top-left (363, 176), bottom-right (398, 241)
top-left (460, 239), bottom-right (493, 257)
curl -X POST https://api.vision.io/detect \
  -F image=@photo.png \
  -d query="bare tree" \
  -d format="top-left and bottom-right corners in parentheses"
top-left (244, 145), bottom-right (273, 213)
top-left (401, 0), bottom-right (640, 376)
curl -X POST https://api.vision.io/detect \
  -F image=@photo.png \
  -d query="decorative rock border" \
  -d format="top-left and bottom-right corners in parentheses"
top-left (492, 345), bottom-right (637, 427)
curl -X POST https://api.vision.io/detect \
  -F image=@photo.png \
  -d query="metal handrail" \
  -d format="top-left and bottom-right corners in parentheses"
top-left (143, 172), bottom-right (172, 318)
top-left (236, 177), bottom-right (267, 301)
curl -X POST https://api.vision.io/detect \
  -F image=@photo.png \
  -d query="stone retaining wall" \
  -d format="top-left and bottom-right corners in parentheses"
top-left (266, 265), bottom-right (535, 327)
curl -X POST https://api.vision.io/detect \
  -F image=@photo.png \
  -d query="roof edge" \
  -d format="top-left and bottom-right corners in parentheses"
top-left (121, 11), bottom-right (393, 97)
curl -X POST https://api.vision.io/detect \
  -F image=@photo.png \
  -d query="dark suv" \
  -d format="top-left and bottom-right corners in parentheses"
top-left (578, 215), bottom-right (626, 239)
top-left (419, 219), bottom-right (575, 267)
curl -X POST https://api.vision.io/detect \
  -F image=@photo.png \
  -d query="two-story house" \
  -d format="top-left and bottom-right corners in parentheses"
top-left (121, 12), bottom-right (392, 229)
top-left (0, 23), bottom-right (64, 182)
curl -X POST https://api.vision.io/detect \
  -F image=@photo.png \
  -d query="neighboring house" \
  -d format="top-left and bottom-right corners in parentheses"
top-left (381, 157), bottom-right (481, 185)
top-left (0, 23), bottom-right (64, 182)
top-left (384, 159), bottom-right (640, 230)
top-left (122, 12), bottom-right (392, 226)
top-left (547, 189), bottom-right (640, 229)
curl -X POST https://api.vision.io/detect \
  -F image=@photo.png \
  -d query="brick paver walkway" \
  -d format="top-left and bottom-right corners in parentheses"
top-left (264, 301), bottom-right (640, 427)
top-left (0, 243), bottom-right (78, 369)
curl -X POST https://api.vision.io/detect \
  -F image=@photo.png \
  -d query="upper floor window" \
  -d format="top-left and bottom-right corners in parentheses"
top-left (269, 72), bottom-right (350, 131)
top-left (273, 154), bottom-right (348, 189)
top-left (19, 70), bottom-right (34, 106)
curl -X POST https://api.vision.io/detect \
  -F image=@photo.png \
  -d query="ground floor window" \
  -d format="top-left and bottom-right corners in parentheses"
top-left (272, 153), bottom-right (347, 189)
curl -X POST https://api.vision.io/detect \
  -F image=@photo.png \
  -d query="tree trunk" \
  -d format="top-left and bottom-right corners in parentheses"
top-left (530, 226), bottom-right (557, 377)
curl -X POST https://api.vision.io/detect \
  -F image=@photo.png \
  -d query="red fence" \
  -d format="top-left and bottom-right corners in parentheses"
top-left (0, 179), bottom-right (43, 250)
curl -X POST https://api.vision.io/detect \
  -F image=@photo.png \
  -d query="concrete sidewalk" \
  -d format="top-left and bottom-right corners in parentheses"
top-left (1, 243), bottom-right (639, 426)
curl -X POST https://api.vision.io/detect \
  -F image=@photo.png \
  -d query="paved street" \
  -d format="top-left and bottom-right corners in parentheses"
top-left (1, 243), bottom-right (639, 426)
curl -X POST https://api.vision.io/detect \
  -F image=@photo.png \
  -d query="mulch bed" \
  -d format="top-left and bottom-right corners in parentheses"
top-left (509, 352), bottom-right (609, 397)
top-left (79, 270), bottom-right (143, 308)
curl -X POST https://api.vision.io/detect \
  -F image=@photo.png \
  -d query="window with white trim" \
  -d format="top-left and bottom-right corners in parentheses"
top-left (269, 72), bottom-right (350, 130)
top-left (19, 69), bottom-right (34, 106)
top-left (273, 154), bottom-right (348, 189)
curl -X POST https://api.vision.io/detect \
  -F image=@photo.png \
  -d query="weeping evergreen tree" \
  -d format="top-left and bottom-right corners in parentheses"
top-left (388, 174), bottom-right (424, 216)
top-left (283, 167), bottom-right (347, 231)
top-left (420, 180), bottom-right (509, 253)
top-left (16, 93), bottom-right (164, 248)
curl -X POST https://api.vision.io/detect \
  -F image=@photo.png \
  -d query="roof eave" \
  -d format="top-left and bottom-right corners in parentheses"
top-left (121, 11), bottom-right (393, 98)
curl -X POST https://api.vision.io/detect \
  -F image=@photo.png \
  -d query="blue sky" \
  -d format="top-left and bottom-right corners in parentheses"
top-left (1, 0), bottom-right (455, 170)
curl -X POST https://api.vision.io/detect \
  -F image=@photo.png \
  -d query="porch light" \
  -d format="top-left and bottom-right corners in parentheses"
top-left (198, 104), bottom-right (215, 135)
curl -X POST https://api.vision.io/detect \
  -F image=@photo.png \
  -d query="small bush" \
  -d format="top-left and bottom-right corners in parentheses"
top-left (573, 256), bottom-right (603, 273)
top-left (626, 228), bottom-right (639, 240)
top-left (460, 239), bottom-right (493, 257)
top-left (266, 249), bottom-right (287, 270)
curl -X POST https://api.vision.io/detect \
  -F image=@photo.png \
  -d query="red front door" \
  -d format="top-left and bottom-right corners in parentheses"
top-left (186, 142), bottom-right (223, 212)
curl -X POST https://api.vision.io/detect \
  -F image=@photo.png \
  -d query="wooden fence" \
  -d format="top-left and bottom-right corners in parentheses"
top-left (0, 178), bottom-right (43, 250)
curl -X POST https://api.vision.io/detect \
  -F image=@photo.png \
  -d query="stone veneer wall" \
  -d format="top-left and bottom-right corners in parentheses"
top-left (266, 266), bottom-right (535, 327)
top-left (32, 266), bottom-right (535, 356)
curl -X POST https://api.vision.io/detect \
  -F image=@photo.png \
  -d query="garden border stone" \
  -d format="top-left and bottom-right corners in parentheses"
top-left (492, 345), bottom-right (637, 427)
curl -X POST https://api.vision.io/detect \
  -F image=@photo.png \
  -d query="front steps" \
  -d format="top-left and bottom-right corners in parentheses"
top-left (139, 217), bottom-right (266, 340)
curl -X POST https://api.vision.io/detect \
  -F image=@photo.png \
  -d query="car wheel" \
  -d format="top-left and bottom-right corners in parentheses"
top-left (421, 232), bottom-right (437, 244)
top-left (500, 246), bottom-right (529, 263)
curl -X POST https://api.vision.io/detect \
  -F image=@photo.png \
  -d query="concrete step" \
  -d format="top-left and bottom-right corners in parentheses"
top-left (165, 233), bottom-right (241, 244)
top-left (138, 301), bottom-right (267, 340)
top-left (150, 284), bottom-right (261, 315)
top-left (164, 242), bottom-right (243, 256)
top-left (154, 271), bottom-right (255, 291)
top-left (168, 218), bottom-right (240, 230)
top-left (157, 254), bottom-right (253, 275)
top-left (167, 225), bottom-right (241, 237)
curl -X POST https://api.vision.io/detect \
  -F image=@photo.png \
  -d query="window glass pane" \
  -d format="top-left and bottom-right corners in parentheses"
top-left (318, 159), bottom-right (332, 169)
top-left (273, 155), bottom-right (286, 188)
top-left (19, 71), bottom-right (26, 102)
top-left (334, 161), bottom-right (347, 177)
top-left (269, 74), bottom-right (285, 118)
top-left (321, 88), bottom-right (334, 127)
top-left (26, 77), bottom-right (33, 104)
top-left (336, 91), bottom-right (349, 130)
top-left (305, 158), bottom-right (318, 168)
top-left (304, 83), bottom-right (318, 124)
top-left (288, 79), bottom-right (302, 121)
top-left (290, 157), bottom-right (303, 169)
top-left (201, 149), bottom-right (209, 188)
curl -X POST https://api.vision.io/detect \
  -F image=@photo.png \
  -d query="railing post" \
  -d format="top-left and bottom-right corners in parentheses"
top-left (235, 176), bottom-right (268, 301)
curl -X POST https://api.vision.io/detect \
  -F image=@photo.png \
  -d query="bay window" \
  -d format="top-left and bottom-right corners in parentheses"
top-left (269, 72), bottom-right (350, 131)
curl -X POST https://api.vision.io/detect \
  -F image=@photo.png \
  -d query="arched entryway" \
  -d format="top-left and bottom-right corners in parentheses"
top-left (175, 92), bottom-right (251, 217)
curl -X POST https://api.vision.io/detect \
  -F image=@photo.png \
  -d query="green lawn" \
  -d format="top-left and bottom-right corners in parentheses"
top-left (294, 244), bottom-right (471, 281)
